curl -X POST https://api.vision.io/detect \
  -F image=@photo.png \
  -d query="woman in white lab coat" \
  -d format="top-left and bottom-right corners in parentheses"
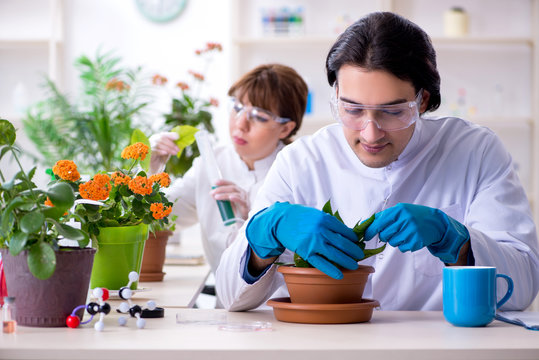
top-left (215, 12), bottom-right (539, 311)
top-left (149, 64), bottom-right (308, 306)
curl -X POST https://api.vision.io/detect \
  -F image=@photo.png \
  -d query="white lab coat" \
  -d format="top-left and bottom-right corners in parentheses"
top-left (165, 142), bottom-right (285, 276)
top-left (216, 117), bottom-right (539, 311)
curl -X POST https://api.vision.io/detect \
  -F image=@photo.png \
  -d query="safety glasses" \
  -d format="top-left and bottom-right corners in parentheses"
top-left (331, 88), bottom-right (423, 131)
top-left (229, 97), bottom-right (290, 127)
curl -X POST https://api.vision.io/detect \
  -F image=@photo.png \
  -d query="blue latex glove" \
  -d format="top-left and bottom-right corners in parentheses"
top-left (246, 202), bottom-right (364, 279)
top-left (364, 203), bottom-right (469, 264)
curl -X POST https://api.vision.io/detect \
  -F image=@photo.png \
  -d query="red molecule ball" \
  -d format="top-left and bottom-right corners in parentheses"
top-left (66, 315), bottom-right (80, 328)
top-left (101, 288), bottom-right (110, 301)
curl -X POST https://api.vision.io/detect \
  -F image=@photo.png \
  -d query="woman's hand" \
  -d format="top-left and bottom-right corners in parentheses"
top-left (211, 179), bottom-right (250, 220)
top-left (149, 132), bottom-right (179, 174)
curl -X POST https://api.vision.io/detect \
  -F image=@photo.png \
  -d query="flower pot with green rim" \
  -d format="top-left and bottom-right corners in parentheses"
top-left (90, 223), bottom-right (149, 290)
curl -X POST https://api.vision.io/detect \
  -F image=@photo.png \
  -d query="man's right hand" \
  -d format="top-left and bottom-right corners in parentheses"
top-left (246, 202), bottom-right (363, 279)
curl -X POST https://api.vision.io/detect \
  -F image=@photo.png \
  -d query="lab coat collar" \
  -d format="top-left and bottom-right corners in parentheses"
top-left (388, 116), bottom-right (424, 169)
top-left (239, 141), bottom-right (285, 180)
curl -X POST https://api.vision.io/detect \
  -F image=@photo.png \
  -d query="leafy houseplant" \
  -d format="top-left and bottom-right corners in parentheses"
top-left (269, 200), bottom-right (385, 324)
top-left (0, 119), bottom-right (89, 279)
top-left (293, 199), bottom-right (386, 268)
top-left (152, 42), bottom-right (222, 176)
top-left (23, 50), bottom-right (151, 174)
top-left (0, 118), bottom-right (95, 327)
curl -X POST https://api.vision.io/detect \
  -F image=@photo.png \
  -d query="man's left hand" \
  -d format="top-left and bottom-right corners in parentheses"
top-left (364, 203), bottom-right (469, 264)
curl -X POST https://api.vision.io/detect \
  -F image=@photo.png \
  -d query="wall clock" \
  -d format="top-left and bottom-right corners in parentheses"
top-left (135, 0), bottom-right (188, 23)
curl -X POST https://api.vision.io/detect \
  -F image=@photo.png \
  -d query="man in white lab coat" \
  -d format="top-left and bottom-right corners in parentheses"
top-left (215, 12), bottom-right (539, 311)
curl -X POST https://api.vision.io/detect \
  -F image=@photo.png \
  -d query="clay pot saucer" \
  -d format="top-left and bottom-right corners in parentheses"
top-left (267, 297), bottom-right (380, 324)
top-left (278, 264), bottom-right (375, 304)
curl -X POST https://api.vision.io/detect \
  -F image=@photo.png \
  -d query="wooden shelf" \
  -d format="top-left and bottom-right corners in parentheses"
top-left (431, 36), bottom-right (533, 46)
top-left (0, 39), bottom-right (52, 48)
top-left (233, 35), bottom-right (336, 46)
top-left (234, 36), bottom-right (532, 47)
top-left (470, 116), bottom-right (533, 126)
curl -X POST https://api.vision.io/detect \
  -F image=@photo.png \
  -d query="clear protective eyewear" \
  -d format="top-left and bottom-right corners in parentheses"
top-left (229, 97), bottom-right (291, 127)
top-left (331, 87), bottom-right (423, 132)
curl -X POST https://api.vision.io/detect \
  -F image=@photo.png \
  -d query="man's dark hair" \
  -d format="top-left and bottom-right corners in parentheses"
top-left (326, 12), bottom-right (441, 112)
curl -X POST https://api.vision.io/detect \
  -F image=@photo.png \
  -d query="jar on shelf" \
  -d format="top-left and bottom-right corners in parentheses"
top-left (444, 7), bottom-right (469, 37)
top-left (2, 296), bottom-right (16, 334)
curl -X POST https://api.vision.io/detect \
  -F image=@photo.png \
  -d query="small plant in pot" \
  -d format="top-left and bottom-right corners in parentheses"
top-left (0, 119), bottom-right (94, 327)
top-left (49, 130), bottom-right (180, 291)
top-left (139, 214), bottom-right (178, 282)
top-left (278, 200), bottom-right (385, 305)
top-left (269, 200), bottom-right (385, 324)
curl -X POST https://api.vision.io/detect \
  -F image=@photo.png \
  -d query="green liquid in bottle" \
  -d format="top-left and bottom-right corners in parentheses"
top-left (217, 199), bottom-right (236, 226)
top-left (212, 186), bottom-right (236, 226)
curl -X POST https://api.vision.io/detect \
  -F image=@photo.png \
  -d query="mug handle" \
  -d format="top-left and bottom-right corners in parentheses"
top-left (496, 274), bottom-right (514, 309)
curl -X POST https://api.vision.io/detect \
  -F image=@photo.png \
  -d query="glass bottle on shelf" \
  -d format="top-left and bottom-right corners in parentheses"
top-left (2, 296), bottom-right (16, 334)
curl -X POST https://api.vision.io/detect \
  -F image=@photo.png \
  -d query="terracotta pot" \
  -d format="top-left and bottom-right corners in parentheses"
top-left (278, 264), bottom-right (375, 304)
top-left (140, 230), bottom-right (173, 282)
top-left (0, 247), bottom-right (96, 327)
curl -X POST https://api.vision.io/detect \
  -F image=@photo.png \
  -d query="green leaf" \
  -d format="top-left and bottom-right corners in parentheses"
top-left (170, 125), bottom-right (199, 158)
top-left (353, 214), bottom-right (375, 238)
top-left (27, 242), bottom-right (56, 280)
top-left (362, 243), bottom-right (387, 259)
top-left (0, 119), bottom-right (16, 146)
top-left (132, 198), bottom-right (146, 217)
top-left (0, 146), bottom-right (11, 160)
top-left (20, 211), bottom-right (45, 234)
top-left (48, 219), bottom-right (88, 242)
top-left (333, 210), bottom-right (344, 223)
top-left (42, 206), bottom-right (67, 220)
top-left (8, 231), bottom-right (28, 255)
top-left (46, 182), bottom-right (75, 209)
top-left (45, 168), bottom-right (56, 182)
top-left (131, 128), bottom-right (151, 172)
top-left (1, 197), bottom-right (25, 233)
top-left (322, 199), bottom-right (332, 215)
top-left (293, 253), bottom-right (311, 268)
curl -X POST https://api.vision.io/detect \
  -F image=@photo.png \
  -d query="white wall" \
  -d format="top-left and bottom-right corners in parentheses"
top-left (62, 0), bottom-right (233, 140)
top-left (1, 0), bottom-right (233, 189)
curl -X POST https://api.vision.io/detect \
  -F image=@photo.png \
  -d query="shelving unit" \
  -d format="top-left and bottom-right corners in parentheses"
top-left (230, 0), bottom-right (538, 231)
top-left (0, 0), bottom-right (63, 187)
top-left (0, 0), bottom-right (63, 122)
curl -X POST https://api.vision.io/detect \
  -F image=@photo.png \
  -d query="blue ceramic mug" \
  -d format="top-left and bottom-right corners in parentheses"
top-left (443, 266), bottom-right (513, 327)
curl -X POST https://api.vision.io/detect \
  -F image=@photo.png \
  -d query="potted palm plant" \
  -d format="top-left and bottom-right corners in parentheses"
top-left (22, 49), bottom-right (151, 174)
top-left (0, 119), bottom-right (94, 327)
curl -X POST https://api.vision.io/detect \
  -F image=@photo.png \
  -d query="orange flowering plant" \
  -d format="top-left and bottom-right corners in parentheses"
top-left (50, 130), bottom-right (174, 243)
top-left (152, 42), bottom-right (222, 176)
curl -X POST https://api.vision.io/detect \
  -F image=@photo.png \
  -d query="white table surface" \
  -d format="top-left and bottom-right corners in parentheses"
top-left (1, 309), bottom-right (538, 360)
top-left (136, 263), bottom-right (210, 308)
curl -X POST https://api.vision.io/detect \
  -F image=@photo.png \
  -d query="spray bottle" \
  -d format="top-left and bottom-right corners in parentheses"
top-left (195, 130), bottom-right (236, 226)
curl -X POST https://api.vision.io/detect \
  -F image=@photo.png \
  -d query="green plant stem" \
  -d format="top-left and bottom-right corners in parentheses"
top-left (126, 159), bottom-right (137, 174)
top-left (10, 145), bottom-right (42, 210)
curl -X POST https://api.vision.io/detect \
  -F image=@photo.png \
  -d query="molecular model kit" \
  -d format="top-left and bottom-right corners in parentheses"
top-left (66, 271), bottom-right (163, 331)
